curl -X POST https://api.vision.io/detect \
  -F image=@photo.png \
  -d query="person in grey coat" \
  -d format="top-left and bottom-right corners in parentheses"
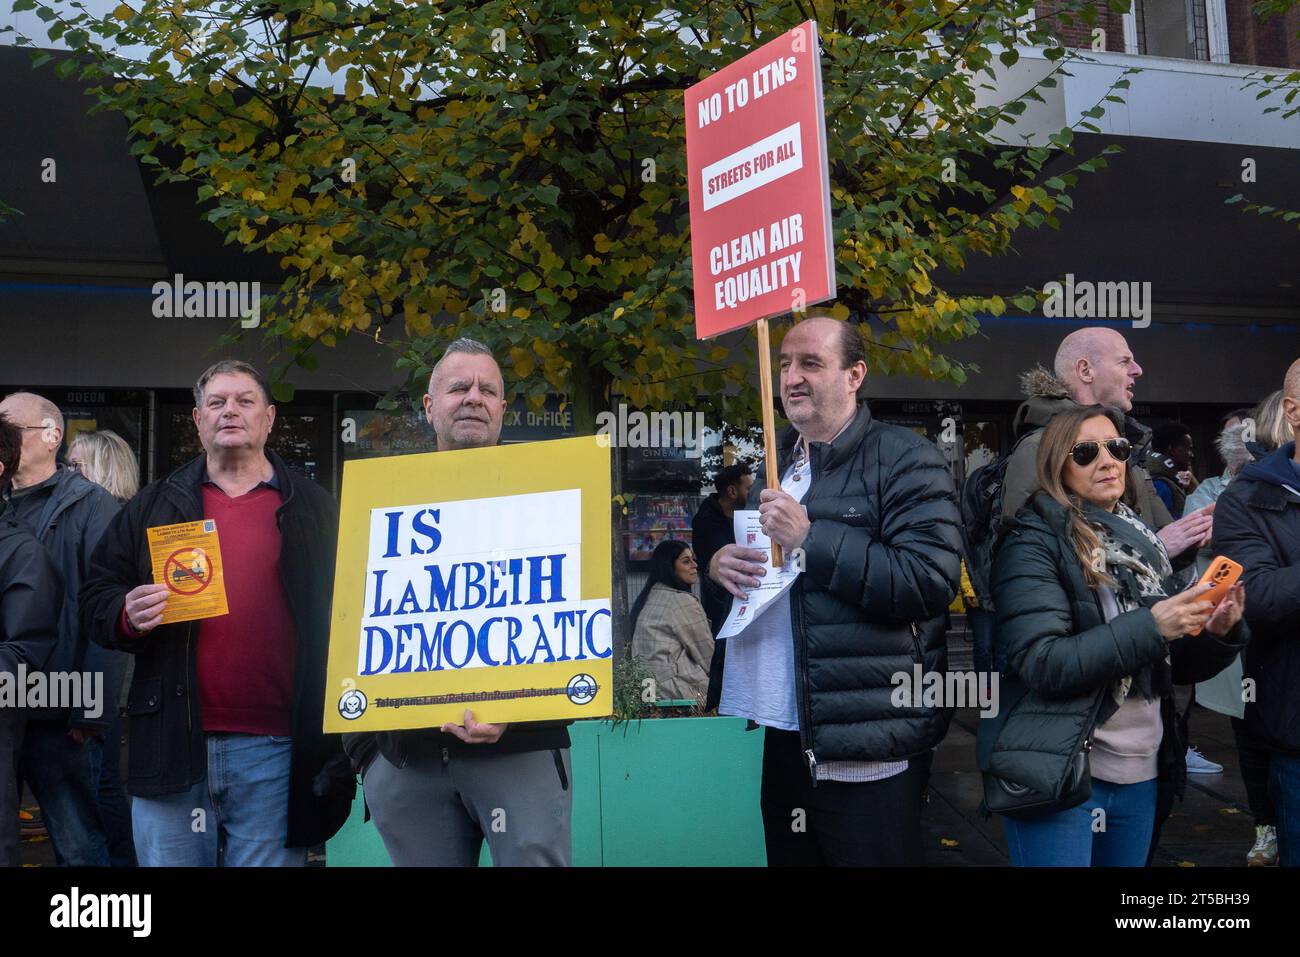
top-left (0, 392), bottom-right (122, 866)
top-left (0, 415), bottom-right (62, 865)
top-left (630, 540), bottom-right (714, 704)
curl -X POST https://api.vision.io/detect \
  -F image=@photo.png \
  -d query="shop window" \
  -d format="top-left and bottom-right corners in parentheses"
top-left (625, 494), bottom-right (702, 564)
top-left (156, 393), bottom-right (331, 488)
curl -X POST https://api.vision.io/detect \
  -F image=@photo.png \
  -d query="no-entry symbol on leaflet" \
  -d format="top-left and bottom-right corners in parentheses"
top-left (164, 548), bottom-right (213, 596)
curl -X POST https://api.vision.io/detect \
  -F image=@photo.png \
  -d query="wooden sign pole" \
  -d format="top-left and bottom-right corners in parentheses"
top-left (755, 317), bottom-right (782, 568)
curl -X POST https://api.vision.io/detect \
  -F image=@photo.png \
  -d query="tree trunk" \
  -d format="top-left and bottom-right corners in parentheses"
top-left (569, 359), bottom-right (630, 662)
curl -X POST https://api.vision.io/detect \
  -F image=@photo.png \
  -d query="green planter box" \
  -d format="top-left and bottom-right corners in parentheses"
top-left (327, 716), bottom-right (765, 867)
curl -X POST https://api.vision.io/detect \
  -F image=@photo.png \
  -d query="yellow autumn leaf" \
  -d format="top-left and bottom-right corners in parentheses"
top-left (113, 3), bottom-right (134, 20)
top-left (509, 347), bottom-right (535, 379)
top-left (593, 234), bottom-right (613, 253)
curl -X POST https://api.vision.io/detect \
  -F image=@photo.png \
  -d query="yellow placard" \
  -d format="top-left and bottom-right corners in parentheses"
top-left (323, 436), bottom-right (613, 733)
top-left (147, 519), bottom-right (229, 625)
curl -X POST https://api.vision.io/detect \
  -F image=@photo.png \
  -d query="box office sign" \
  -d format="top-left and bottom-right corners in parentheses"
top-left (686, 20), bottom-right (836, 338)
top-left (323, 436), bottom-right (612, 732)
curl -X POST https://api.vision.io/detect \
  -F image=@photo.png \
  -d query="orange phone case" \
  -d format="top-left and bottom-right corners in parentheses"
top-left (1188, 556), bottom-right (1243, 635)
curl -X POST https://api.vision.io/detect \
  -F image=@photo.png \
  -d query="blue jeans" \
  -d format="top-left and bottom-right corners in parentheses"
top-left (1002, 777), bottom-right (1157, 867)
top-left (1269, 754), bottom-right (1300, 867)
top-left (132, 733), bottom-right (307, 867)
top-left (87, 710), bottom-right (135, 866)
top-left (19, 720), bottom-right (110, 866)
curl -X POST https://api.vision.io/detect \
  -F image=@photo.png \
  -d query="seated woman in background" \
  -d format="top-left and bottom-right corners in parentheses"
top-left (977, 405), bottom-right (1247, 867)
top-left (630, 540), bottom-right (715, 706)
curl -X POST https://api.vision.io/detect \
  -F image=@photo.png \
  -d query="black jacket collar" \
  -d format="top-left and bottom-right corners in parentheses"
top-left (776, 401), bottom-right (874, 474)
top-left (162, 451), bottom-right (297, 515)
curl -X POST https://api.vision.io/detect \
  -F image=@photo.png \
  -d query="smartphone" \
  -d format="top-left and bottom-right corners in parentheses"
top-left (1188, 556), bottom-right (1243, 635)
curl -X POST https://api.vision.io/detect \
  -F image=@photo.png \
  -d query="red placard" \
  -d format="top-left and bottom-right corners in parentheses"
top-left (685, 21), bottom-right (836, 339)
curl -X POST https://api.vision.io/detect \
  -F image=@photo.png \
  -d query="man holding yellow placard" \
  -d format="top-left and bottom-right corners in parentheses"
top-left (82, 360), bottom-right (353, 867)
top-left (341, 339), bottom-right (582, 867)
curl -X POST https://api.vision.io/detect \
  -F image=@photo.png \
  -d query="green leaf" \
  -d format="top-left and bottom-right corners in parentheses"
top-left (271, 381), bottom-right (295, 403)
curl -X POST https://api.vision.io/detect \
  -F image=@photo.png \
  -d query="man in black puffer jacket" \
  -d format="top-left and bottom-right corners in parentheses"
top-left (708, 317), bottom-right (962, 866)
top-left (1213, 358), bottom-right (1300, 866)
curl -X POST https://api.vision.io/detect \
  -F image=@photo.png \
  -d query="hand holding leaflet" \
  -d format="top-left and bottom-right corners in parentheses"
top-left (717, 509), bottom-right (801, 640)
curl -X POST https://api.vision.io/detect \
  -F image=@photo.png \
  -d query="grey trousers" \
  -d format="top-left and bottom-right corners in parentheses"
top-left (0, 711), bottom-right (25, 866)
top-left (364, 746), bottom-right (572, 867)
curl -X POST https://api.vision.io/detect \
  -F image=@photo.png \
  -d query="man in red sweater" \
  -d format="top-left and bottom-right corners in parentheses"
top-left (82, 360), bottom-right (352, 866)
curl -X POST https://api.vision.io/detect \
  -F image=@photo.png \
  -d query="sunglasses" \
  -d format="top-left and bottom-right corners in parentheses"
top-left (1070, 437), bottom-right (1132, 467)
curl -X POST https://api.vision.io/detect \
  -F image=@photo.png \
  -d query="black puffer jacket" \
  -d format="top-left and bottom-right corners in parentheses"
top-left (977, 492), bottom-right (1247, 806)
top-left (723, 401), bottom-right (962, 770)
top-left (81, 453), bottom-right (354, 849)
top-left (1212, 442), bottom-right (1300, 755)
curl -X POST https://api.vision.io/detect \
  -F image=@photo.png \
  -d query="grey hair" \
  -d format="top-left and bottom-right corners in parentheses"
top-left (1, 391), bottom-right (65, 438)
top-left (428, 337), bottom-right (498, 391)
top-left (193, 360), bottom-right (273, 408)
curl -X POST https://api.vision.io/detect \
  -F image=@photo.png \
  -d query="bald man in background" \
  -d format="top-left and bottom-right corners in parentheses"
top-left (0, 392), bottom-right (122, 866)
top-left (1213, 358), bottom-right (1300, 866)
top-left (1000, 327), bottom-right (1213, 562)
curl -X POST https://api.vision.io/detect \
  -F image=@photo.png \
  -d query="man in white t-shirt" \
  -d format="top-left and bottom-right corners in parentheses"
top-left (709, 316), bottom-right (962, 865)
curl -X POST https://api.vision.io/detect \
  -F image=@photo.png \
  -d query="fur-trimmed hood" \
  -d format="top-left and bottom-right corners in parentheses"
top-left (1019, 365), bottom-right (1072, 401)
top-left (1010, 364), bottom-right (1153, 454)
top-left (1011, 366), bottom-right (1077, 439)
top-left (1217, 422), bottom-right (1253, 477)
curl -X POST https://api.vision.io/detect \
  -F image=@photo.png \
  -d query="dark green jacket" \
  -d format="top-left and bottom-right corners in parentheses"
top-left (976, 492), bottom-right (1246, 805)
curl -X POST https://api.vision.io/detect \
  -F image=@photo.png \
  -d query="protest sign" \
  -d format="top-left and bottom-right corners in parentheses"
top-left (685, 20), bottom-right (835, 339)
top-left (685, 21), bottom-right (835, 563)
top-left (147, 519), bottom-right (228, 625)
top-left (323, 436), bottom-right (613, 733)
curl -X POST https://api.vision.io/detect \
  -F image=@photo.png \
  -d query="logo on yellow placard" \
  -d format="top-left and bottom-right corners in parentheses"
top-left (566, 673), bottom-right (599, 705)
top-left (338, 689), bottom-right (368, 720)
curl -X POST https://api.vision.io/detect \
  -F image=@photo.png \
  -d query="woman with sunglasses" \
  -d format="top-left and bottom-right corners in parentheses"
top-left (977, 405), bottom-right (1248, 866)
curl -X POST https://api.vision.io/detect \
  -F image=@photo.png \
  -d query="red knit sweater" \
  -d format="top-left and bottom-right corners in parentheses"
top-left (197, 484), bottom-right (297, 735)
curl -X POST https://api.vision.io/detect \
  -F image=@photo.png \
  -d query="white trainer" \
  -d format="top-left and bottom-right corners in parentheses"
top-left (1248, 825), bottom-right (1278, 867)
top-left (1185, 746), bottom-right (1223, 774)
